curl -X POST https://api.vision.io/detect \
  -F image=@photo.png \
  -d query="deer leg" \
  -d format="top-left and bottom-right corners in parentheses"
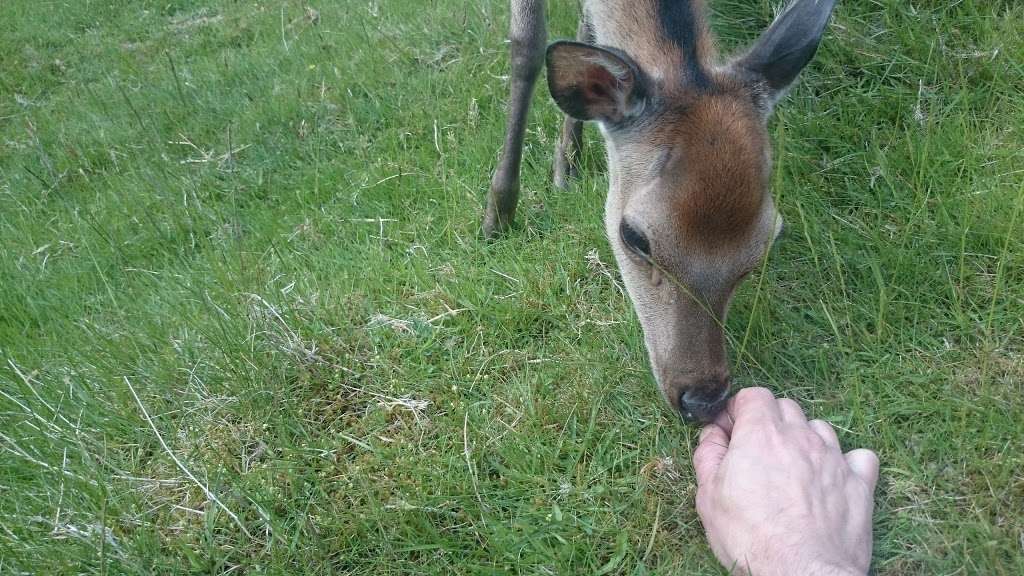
top-left (483, 0), bottom-right (547, 238)
top-left (552, 16), bottom-right (593, 190)
top-left (552, 111), bottom-right (584, 190)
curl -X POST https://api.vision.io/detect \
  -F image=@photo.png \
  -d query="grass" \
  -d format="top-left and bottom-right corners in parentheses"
top-left (1, 0), bottom-right (1021, 573)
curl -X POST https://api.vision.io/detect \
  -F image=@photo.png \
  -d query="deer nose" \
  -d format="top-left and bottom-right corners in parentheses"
top-left (678, 381), bottom-right (731, 424)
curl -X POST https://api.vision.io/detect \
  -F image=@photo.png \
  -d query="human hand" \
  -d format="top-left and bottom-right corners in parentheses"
top-left (692, 388), bottom-right (879, 576)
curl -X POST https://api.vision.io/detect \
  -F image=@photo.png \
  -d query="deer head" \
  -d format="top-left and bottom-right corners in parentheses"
top-left (545, 0), bottom-right (836, 422)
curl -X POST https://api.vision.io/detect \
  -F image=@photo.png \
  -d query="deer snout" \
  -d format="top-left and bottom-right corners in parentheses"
top-left (678, 378), bottom-right (731, 424)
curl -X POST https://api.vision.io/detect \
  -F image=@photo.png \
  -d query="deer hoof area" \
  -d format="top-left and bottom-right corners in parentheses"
top-left (482, 184), bottom-right (519, 239)
top-left (552, 155), bottom-right (580, 191)
top-left (481, 202), bottom-right (514, 239)
top-left (552, 167), bottom-right (578, 191)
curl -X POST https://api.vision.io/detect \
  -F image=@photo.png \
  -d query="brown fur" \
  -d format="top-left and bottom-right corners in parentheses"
top-left (593, 1), bottom-right (766, 247)
top-left (588, 0), bottom-right (715, 85)
top-left (689, 0), bottom-right (717, 69)
top-left (663, 94), bottom-right (769, 246)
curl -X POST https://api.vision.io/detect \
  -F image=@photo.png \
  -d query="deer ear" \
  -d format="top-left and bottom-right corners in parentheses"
top-left (546, 41), bottom-right (646, 124)
top-left (733, 0), bottom-right (836, 101)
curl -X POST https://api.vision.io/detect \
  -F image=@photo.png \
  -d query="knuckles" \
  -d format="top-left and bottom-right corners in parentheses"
top-left (729, 386), bottom-right (775, 413)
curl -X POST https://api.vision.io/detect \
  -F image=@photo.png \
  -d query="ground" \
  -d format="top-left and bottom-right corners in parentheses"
top-left (1, 0), bottom-right (1022, 574)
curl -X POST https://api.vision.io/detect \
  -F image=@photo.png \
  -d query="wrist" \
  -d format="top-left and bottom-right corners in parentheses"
top-left (753, 558), bottom-right (863, 576)
top-left (801, 561), bottom-right (864, 576)
top-left (741, 537), bottom-right (867, 576)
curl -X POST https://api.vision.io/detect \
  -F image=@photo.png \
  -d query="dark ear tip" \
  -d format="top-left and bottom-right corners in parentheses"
top-left (545, 41), bottom-right (564, 66)
top-left (737, 0), bottom-right (838, 93)
top-left (792, 0), bottom-right (837, 12)
top-left (546, 40), bottom-right (593, 63)
top-left (547, 40), bottom-right (592, 50)
top-left (797, 0), bottom-right (838, 23)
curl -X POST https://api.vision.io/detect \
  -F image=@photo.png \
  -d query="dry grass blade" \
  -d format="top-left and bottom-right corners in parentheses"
top-left (123, 376), bottom-right (253, 540)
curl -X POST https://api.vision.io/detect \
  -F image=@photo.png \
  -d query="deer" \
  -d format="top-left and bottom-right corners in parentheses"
top-left (482, 0), bottom-right (837, 423)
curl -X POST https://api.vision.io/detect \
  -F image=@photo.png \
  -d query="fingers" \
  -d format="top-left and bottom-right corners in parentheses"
top-left (725, 387), bottom-right (781, 430)
top-left (808, 419), bottom-right (840, 449)
top-left (712, 406), bottom-right (735, 436)
top-left (693, 424), bottom-right (730, 487)
top-left (845, 448), bottom-right (880, 492)
top-left (778, 398), bottom-right (807, 424)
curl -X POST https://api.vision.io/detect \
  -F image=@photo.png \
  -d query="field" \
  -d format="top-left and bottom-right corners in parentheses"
top-left (1, 0), bottom-right (1022, 573)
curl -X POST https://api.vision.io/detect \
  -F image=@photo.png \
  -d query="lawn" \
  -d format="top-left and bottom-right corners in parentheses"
top-left (1, 0), bottom-right (1022, 574)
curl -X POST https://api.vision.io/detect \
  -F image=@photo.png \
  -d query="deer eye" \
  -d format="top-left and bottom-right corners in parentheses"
top-left (619, 221), bottom-right (651, 260)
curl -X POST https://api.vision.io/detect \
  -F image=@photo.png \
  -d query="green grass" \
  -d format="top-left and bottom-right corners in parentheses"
top-left (1, 0), bottom-right (1022, 573)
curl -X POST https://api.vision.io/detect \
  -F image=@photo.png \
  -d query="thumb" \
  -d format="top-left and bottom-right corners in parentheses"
top-left (845, 448), bottom-right (880, 492)
top-left (693, 424), bottom-right (730, 487)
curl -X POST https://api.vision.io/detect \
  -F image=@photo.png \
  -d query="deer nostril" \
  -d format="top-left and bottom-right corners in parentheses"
top-left (678, 384), bottom-right (731, 424)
